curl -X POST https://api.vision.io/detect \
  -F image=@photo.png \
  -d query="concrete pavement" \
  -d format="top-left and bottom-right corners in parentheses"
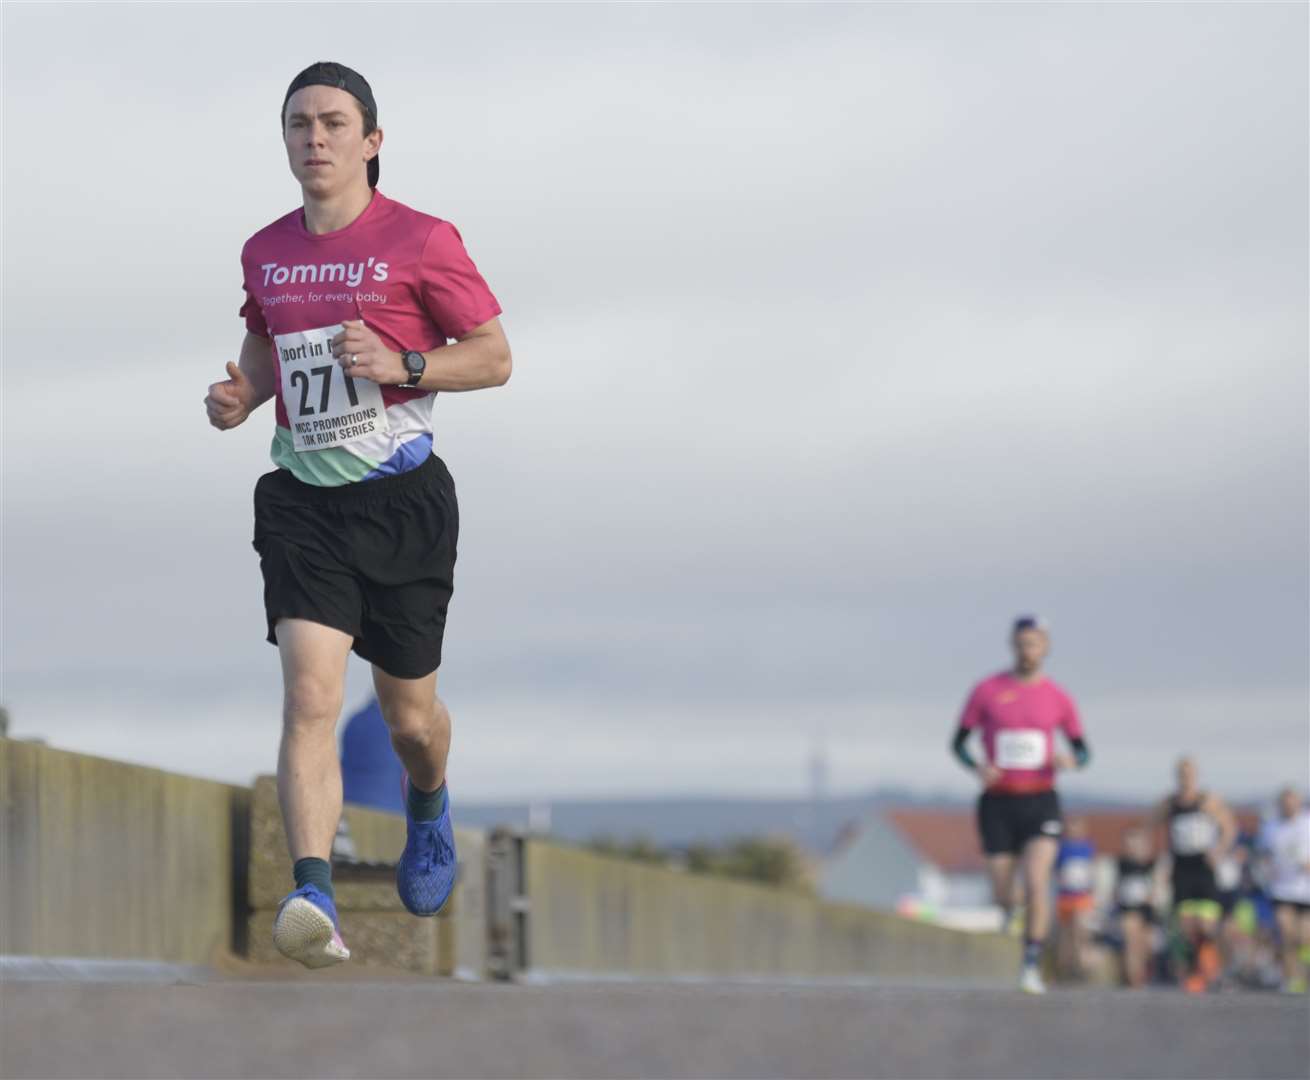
top-left (2, 968), bottom-right (1306, 1079)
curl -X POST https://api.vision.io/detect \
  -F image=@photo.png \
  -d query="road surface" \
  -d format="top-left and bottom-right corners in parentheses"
top-left (2, 965), bottom-right (1305, 1078)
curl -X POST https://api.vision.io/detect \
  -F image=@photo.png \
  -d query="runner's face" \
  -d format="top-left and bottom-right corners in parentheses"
top-left (282, 86), bottom-right (380, 196)
top-left (1124, 828), bottom-right (1150, 860)
top-left (1176, 758), bottom-right (1198, 793)
top-left (1279, 789), bottom-right (1301, 818)
top-left (1011, 629), bottom-right (1048, 674)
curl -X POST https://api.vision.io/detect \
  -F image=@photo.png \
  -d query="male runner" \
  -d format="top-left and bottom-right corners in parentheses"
top-left (1256, 786), bottom-right (1310, 993)
top-left (950, 615), bottom-right (1091, 994)
top-left (1146, 758), bottom-right (1236, 993)
top-left (203, 61), bottom-right (510, 968)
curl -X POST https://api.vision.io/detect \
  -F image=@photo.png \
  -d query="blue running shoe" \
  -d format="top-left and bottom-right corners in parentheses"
top-left (397, 777), bottom-right (458, 916)
top-left (272, 884), bottom-right (350, 969)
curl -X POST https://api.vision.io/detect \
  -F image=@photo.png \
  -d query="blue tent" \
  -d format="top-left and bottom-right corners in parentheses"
top-left (340, 697), bottom-right (404, 813)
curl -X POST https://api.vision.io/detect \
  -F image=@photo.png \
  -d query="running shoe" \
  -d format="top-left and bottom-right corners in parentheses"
top-left (396, 777), bottom-right (458, 916)
top-left (1019, 964), bottom-right (1046, 995)
top-left (272, 884), bottom-right (350, 969)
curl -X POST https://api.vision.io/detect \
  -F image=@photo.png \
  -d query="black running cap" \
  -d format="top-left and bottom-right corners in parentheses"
top-left (1012, 615), bottom-right (1049, 635)
top-left (282, 61), bottom-right (379, 188)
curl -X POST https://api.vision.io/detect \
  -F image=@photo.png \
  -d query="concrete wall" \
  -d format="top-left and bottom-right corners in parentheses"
top-left (0, 738), bottom-right (248, 965)
top-left (2, 740), bottom-right (1016, 983)
top-left (525, 840), bottom-right (1016, 980)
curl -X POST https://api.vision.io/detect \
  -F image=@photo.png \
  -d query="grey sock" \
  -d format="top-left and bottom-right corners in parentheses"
top-left (407, 780), bottom-right (447, 822)
top-left (293, 856), bottom-right (334, 901)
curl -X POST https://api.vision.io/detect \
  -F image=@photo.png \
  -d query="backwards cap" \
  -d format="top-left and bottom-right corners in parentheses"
top-left (1012, 615), bottom-right (1049, 635)
top-left (282, 61), bottom-right (379, 188)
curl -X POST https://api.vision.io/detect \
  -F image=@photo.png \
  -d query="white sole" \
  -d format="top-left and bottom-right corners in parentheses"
top-left (272, 897), bottom-right (350, 970)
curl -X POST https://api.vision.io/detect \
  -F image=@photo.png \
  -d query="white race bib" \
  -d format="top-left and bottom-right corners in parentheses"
top-left (1215, 858), bottom-right (1241, 892)
top-left (1060, 857), bottom-right (1093, 892)
top-left (994, 728), bottom-right (1048, 770)
top-left (275, 325), bottom-right (389, 452)
top-left (1118, 875), bottom-right (1152, 907)
top-left (1170, 812), bottom-right (1218, 856)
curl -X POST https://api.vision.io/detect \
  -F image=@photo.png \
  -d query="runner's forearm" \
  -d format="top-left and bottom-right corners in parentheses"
top-left (950, 727), bottom-right (977, 770)
top-left (1213, 800), bottom-right (1238, 856)
top-left (412, 331), bottom-right (511, 392)
top-left (239, 331), bottom-right (278, 408)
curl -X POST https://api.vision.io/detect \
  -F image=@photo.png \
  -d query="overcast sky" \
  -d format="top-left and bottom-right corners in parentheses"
top-left (2, 3), bottom-right (1306, 807)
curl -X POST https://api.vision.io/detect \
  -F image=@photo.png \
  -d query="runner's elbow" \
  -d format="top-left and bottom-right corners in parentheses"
top-left (490, 343), bottom-right (512, 386)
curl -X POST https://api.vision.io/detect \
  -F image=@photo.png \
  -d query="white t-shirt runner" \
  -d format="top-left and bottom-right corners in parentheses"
top-left (1259, 810), bottom-right (1310, 905)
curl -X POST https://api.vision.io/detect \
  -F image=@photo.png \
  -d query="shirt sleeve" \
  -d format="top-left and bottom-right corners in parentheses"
top-left (238, 247), bottom-right (269, 337)
top-left (419, 220), bottom-right (503, 340)
top-left (1060, 690), bottom-right (1085, 740)
top-left (239, 284), bottom-right (269, 338)
top-left (958, 683), bottom-right (986, 731)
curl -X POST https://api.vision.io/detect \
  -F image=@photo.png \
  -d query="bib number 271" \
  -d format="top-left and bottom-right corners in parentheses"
top-left (274, 324), bottom-right (389, 453)
top-left (290, 364), bottom-right (362, 416)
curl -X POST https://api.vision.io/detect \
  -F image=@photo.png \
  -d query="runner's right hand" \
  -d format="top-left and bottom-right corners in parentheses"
top-left (205, 362), bottom-right (256, 430)
top-left (979, 763), bottom-right (1003, 787)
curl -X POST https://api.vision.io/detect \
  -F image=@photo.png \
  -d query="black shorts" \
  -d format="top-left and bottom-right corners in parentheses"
top-left (1274, 899), bottom-right (1310, 915)
top-left (1116, 905), bottom-right (1156, 924)
top-left (977, 790), bottom-right (1063, 856)
top-left (1171, 861), bottom-right (1219, 906)
top-left (252, 454), bottom-right (458, 680)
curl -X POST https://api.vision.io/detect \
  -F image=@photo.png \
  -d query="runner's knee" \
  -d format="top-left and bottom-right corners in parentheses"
top-left (282, 676), bottom-right (343, 731)
top-left (382, 695), bottom-right (446, 748)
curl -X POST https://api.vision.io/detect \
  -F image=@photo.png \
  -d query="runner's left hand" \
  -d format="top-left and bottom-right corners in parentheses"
top-left (331, 320), bottom-right (406, 385)
top-left (1052, 751), bottom-right (1076, 771)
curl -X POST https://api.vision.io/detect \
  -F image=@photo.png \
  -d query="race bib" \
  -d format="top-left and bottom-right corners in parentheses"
top-left (1118, 874), bottom-right (1151, 907)
top-left (994, 729), bottom-right (1047, 770)
top-left (1060, 857), bottom-right (1093, 893)
top-left (1215, 858), bottom-right (1241, 892)
top-left (275, 325), bottom-right (389, 452)
top-left (1170, 812), bottom-right (1218, 856)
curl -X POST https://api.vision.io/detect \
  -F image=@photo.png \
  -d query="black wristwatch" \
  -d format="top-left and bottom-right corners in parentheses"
top-left (400, 350), bottom-right (426, 387)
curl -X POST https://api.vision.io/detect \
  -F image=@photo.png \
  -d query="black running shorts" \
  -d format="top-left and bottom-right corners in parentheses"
top-left (252, 454), bottom-right (458, 679)
top-left (977, 790), bottom-right (1063, 856)
top-left (1171, 860), bottom-right (1219, 906)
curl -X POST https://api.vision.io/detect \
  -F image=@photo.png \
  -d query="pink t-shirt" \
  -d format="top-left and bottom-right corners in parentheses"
top-left (958, 672), bottom-right (1084, 794)
top-left (238, 190), bottom-right (502, 486)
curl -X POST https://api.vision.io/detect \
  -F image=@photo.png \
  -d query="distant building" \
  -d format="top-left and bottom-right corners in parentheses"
top-left (819, 812), bottom-right (925, 911)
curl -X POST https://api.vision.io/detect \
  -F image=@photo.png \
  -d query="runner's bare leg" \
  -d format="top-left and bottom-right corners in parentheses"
top-left (276, 618), bottom-right (353, 860)
top-left (373, 667), bottom-right (451, 792)
top-left (986, 854), bottom-right (1017, 924)
top-left (1022, 837), bottom-right (1059, 943)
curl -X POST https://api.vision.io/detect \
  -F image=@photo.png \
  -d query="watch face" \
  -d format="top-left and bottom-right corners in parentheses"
top-left (404, 351), bottom-right (424, 375)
